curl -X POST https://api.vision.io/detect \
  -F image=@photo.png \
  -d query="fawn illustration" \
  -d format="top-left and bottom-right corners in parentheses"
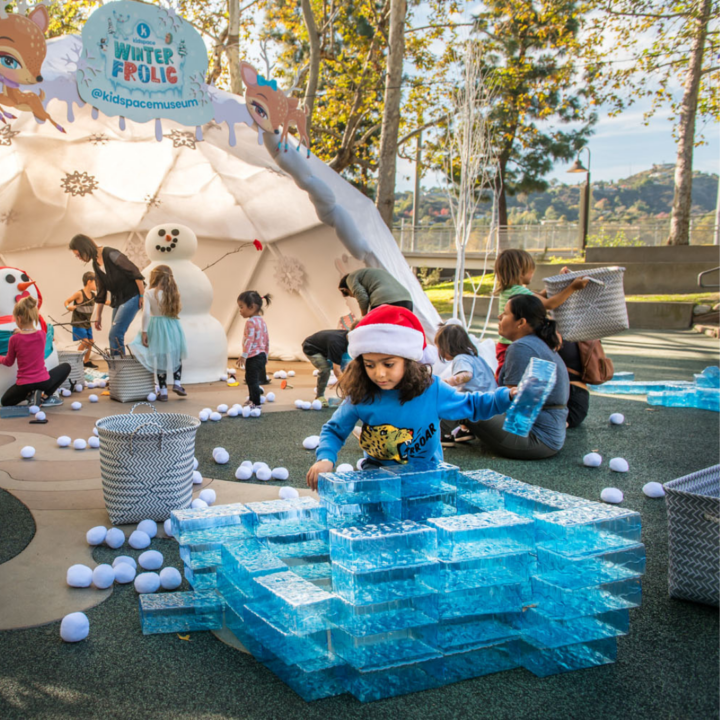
top-left (240, 61), bottom-right (310, 156)
top-left (0, 4), bottom-right (64, 132)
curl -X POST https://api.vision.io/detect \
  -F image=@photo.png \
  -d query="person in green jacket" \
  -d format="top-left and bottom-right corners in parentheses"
top-left (338, 268), bottom-right (413, 316)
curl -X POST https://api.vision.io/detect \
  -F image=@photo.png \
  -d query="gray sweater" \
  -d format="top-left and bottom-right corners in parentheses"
top-left (347, 268), bottom-right (412, 314)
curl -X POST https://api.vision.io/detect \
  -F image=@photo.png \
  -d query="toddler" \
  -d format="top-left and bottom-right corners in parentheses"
top-left (236, 290), bottom-right (271, 407)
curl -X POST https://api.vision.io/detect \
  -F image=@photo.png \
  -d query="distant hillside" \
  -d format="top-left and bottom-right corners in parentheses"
top-left (394, 165), bottom-right (718, 226)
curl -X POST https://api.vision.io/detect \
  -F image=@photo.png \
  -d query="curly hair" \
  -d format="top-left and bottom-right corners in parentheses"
top-left (149, 265), bottom-right (181, 317)
top-left (338, 356), bottom-right (432, 405)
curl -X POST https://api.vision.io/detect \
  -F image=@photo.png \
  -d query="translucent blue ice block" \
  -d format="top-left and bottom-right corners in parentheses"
top-left (331, 561), bottom-right (438, 605)
top-left (696, 387), bottom-right (720, 411)
top-left (425, 641), bottom-right (517, 683)
top-left (262, 530), bottom-right (329, 560)
top-left (139, 590), bottom-right (223, 635)
top-left (385, 461), bottom-right (460, 498)
top-left (317, 468), bottom-right (399, 504)
top-left (401, 483), bottom-right (457, 522)
top-left (536, 543), bottom-right (646, 584)
top-left (503, 358), bottom-right (557, 437)
top-left (179, 543), bottom-right (221, 569)
top-left (647, 387), bottom-right (719, 411)
top-left (695, 366), bottom-right (720, 388)
top-left (263, 653), bottom-right (347, 701)
top-left (534, 503), bottom-right (642, 555)
top-left (331, 597), bottom-right (435, 637)
top-left (246, 497), bottom-right (327, 538)
top-left (415, 614), bottom-right (517, 653)
top-left (501, 485), bottom-right (589, 518)
top-left (220, 539), bottom-right (287, 596)
top-left (288, 561), bottom-right (332, 582)
top-left (329, 521), bottom-right (438, 572)
top-left (217, 568), bottom-right (251, 616)
top-left (416, 580), bottom-right (531, 620)
top-left (456, 493), bottom-right (497, 515)
top-left (170, 503), bottom-right (253, 545)
top-left (323, 498), bottom-right (402, 528)
top-left (223, 604), bottom-right (275, 661)
top-left (429, 551), bottom-right (535, 593)
top-left (427, 511), bottom-right (535, 561)
top-left (513, 636), bottom-right (618, 677)
top-left (590, 380), bottom-right (694, 394)
top-left (254, 571), bottom-right (337, 635)
top-left (183, 561), bottom-right (217, 589)
top-left (344, 662), bottom-right (439, 701)
top-left (460, 469), bottom-right (528, 494)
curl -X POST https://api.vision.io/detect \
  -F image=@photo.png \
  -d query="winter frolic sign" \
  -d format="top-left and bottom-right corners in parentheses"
top-left (77, 0), bottom-right (212, 125)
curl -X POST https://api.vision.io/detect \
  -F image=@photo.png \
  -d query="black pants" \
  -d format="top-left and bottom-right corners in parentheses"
top-left (157, 363), bottom-right (182, 389)
top-left (370, 300), bottom-right (414, 313)
top-left (1, 363), bottom-right (71, 406)
top-left (567, 384), bottom-right (590, 428)
top-left (245, 354), bottom-right (267, 406)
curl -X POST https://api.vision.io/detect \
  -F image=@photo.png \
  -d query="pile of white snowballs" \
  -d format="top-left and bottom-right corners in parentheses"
top-left (272, 370), bottom-right (296, 379)
top-left (295, 399), bottom-right (323, 411)
top-left (234, 460), bottom-right (289, 482)
top-left (199, 402), bottom-right (262, 422)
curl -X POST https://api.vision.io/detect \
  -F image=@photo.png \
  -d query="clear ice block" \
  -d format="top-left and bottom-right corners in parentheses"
top-left (501, 485), bottom-right (589, 518)
top-left (513, 636), bottom-right (618, 677)
top-left (288, 561), bottom-right (333, 582)
top-left (513, 608), bottom-right (629, 648)
top-left (456, 493), bottom-right (498, 515)
top-left (138, 590), bottom-right (223, 635)
top-left (344, 662), bottom-right (439, 701)
top-left (401, 483), bottom-right (457, 522)
top-left (220, 539), bottom-right (287, 597)
top-left (503, 358), bottom-right (557, 437)
top-left (536, 543), bottom-right (646, 584)
top-left (263, 653), bottom-right (346, 701)
top-left (429, 551), bottom-right (535, 593)
top-left (323, 498), bottom-right (402, 528)
top-left (590, 380), bottom-right (694, 394)
top-left (647, 388), bottom-right (719, 412)
top-left (170, 503), bottom-right (253, 545)
top-left (224, 603), bottom-right (275, 661)
top-left (217, 569), bottom-right (251, 616)
top-left (329, 521), bottom-right (437, 572)
top-left (262, 530), bottom-right (329, 560)
top-left (331, 562), bottom-right (438, 605)
top-left (385, 461), bottom-right (460, 498)
top-left (425, 641), bottom-right (517, 683)
top-left (246, 497), bottom-right (327, 538)
top-left (179, 543), bottom-right (221, 569)
top-left (427, 511), bottom-right (535, 561)
top-left (183, 561), bottom-right (217, 589)
top-left (332, 597), bottom-right (435, 637)
top-left (416, 614), bottom-right (516, 653)
top-left (317, 468), bottom-right (399, 504)
top-left (695, 366), bottom-right (720, 388)
top-left (417, 580), bottom-right (531, 620)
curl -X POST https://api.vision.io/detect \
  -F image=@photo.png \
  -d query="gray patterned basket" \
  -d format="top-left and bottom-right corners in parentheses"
top-left (106, 354), bottom-right (155, 402)
top-left (664, 465), bottom-right (720, 606)
top-left (57, 349), bottom-right (85, 389)
top-left (544, 266), bottom-right (629, 342)
top-left (96, 403), bottom-right (200, 524)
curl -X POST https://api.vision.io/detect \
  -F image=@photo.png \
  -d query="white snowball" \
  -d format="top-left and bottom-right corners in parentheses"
top-left (301, 401), bottom-right (312, 410)
top-left (87, 382), bottom-right (96, 389)
top-left (259, 396), bottom-right (266, 404)
top-left (279, 486), bottom-right (300, 500)
top-left (137, 519), bottom-right (158, 538)
top-left (89, 394), bottom-right (99, 403)
top-left (643, 481), bottom-right (666, 498)
top-left (193, 457), bottom-right (199, 470)
top-left (74, 384), bottom-right (83, 393)
top-left (303, 435), bottom-right (320, 450)
top-left (97, 380), bottom-right (107, 388)
top-left (310, 400), bottom-right (322, 411)
top-left (34, 411), bottom-right (46, 421)
top-left (20, 446), bottom-right (35, 459)
top-left (88, 436), bottom-right (100, 449)
top-left (210, 412), bottom-right (222, 422)
top-left (583, 452), bottom-right (603, 468)
top-left (294, 399), bottom-right (304, 409)
top-left (252, 462), bottom-right (269, 473)
top-left (273, 371), bottom-right (281, 379)
top-left (227, 407), bottom-right (239, 417)
top-left (105, 527), bottom-right (125, 549)
top-left (163, 518), bottom-right (173, 537)
top-left (112, 555), bottom-right (137, 570)
top-left (134, 572), bottom-right (161, 594)
top-left (73, 439), bottom-right (87, 450)
top-left (241, 405), bottom-right (252, 418)
top-left (227, 367), bottom-right (237, 376)
top-left (214, 449), bottom-right (230, 465)
top-left (29, 404), bottom-right (40, 414)
top-left (129, 530), bottom-right (151, 549)
top-left (192, 470), bottom-right (203, 485)
top-left (288, 370), bottom-right (296, 378)
top-left (61, 388), bottom-right (72, 397)
top-left (199, 488), bottom-right (216, 505)
top-left (250, 408), bottom-right (261, 417)
top-left (241, 460), bottom-right (253, 468)
top-left (337, 463), bottom-right (354, 473)
top-left (199, 411), bottom-right (209, 422)
top-left (212, 446), bottom-right (223, 457)
top-left (191, 498), bottom-right (208, 509)
top-left (147, 393), bottom-right (157, 402)
top-left (113, 563), bottom-right (136, 584)
top-left (57, 435), bottom-right (71, 447)
top-left (160, 567), bottom-right (182, 590)
top-left (60, 612), bottom-right (89, 642)
top-left (67, 564), bottom-right (93, 587)
top-left (312, 369), bottom-right (319, 377)
top-left (86, 526), bottom-right (107, 545)
top-left (220, 374), bottom-right (228, 381)
top-left (93, 427), bottom-right (99, 437)
top-left (235, 465), bottom-right (253, 480)
top-left (217, 404), bottom-right (229, 413)
top-left (138, 550), bottom-right (164, 570)
top-left (271, 467), bottom-right (289, 481)
top-left (601, 487), bottom-right (624, 504)
top-left (92, 564), bottom-right (115, 589)
top-left (609, 413), bottom-right (625, 425)
top-left (266, 392), bottom-right (276, 402)
top-left (202, 407), bottom-right (212, 415)
top-left (71, 402), bottom-right (82, 411)
top-left (609, 457), bottom-right (629, 473)
top-left (278, 371), bottom-right (288, 379)
top-left (256, 467), bottom-right (272, 481)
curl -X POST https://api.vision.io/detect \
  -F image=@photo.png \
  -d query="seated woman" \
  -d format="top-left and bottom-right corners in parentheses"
top-left (465, 294), bottom-right (569, 460)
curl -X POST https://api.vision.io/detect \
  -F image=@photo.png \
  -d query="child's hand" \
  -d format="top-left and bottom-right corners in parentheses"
top-left (306, 460), bottom-right (334, 491)
top-left (509, 386), bottom-right (519, 399)
top-left (235, 358), bottom-right (244, 369)
top-left (66, 304), bottom-right (76, 312)
top-left (560, 266), bottom-right (570, 275)
top-left (570, 277), bottom-right (591, 291)
top-left (142, 332), bottom-right (149, 348)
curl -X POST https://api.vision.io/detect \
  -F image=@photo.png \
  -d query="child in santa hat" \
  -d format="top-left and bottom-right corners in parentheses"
top-left (306, 305), bottom-right (516, 489)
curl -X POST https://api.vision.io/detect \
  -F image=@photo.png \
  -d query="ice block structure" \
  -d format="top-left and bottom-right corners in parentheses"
top-left (143, 462), bottom-right (646, 702)
top-left (695, 366), bottom-right (720, 388)
top-left (589, 379), bottom-right (694, 394)
top-left (503, 358), bottom-right (557, 437)
top-left (647, 387), bottom-right (719, 412)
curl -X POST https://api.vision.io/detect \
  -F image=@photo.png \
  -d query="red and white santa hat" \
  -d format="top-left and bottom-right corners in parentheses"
top-left (348, 305), bottom-right (437, 364)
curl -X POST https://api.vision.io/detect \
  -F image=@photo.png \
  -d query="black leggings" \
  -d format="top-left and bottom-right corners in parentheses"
top-left (245, 354), bottom-right (267, 406)
top-left (1, 363), bottom-right (71, 406)
top-left (567, 385), bottom-right (590, 428)
top-left (157, 363), bottom-right (182, 389)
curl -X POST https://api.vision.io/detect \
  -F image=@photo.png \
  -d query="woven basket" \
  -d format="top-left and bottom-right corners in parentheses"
top-left (664, 465), bottom-right (720, 606)
top-left (544, 266), bottom-right (629, 342)
top-left (107, 354), bottom-right (155, 402)
top-left (96, 403), bottom-right (200, 524)
top-left (57, 349), bottom-right (85, 389)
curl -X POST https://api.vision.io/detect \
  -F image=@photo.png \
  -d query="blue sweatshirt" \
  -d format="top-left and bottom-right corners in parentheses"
top-left (316, 376), bottom-right (513, 466)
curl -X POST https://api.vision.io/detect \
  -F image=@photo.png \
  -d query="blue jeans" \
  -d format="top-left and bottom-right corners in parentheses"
top-left (109, 295), bottom-right (140, 356)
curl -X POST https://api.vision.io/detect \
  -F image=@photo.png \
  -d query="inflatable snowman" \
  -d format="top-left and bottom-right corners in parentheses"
top-left (0, 267), bottom-right (59, 397)
top-left (132, 225), bottom-right (227, 384)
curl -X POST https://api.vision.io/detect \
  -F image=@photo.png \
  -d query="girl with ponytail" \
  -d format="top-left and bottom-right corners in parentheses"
top-left (235, 290), bottom-right (272, 408)
top-left (463, 294), bottom-right (570, 460)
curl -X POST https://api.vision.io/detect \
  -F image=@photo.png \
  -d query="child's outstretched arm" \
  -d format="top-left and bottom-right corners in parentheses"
top-left (63, 290), bottom-right (81, 312)
top-left (437, 379), bottom-right (515, 423)
top-left (444, 371), bottom-right (472, 387)
top-left (307, 402), bottom-right (360, 490)
top-left (536, 276), bottom-right (590, 310)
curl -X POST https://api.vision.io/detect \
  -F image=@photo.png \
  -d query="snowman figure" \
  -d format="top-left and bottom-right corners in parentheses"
top-left (0, 267), bottom-right (59, 397)
top-left (131, 224), bottom-right (227, 384)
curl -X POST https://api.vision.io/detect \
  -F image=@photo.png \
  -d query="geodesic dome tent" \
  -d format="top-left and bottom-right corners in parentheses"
top-left (0, 33), bottom-right (440, 363)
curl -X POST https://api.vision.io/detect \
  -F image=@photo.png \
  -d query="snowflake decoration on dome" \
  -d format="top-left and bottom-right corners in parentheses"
top-left (0, 209), bottom-right (19, 225)
top-left (61, 171), bottom-right (99, 197)
top-left (165, 129), bottom-right (197, 149)
top-left (274, 256), bottom-right (306, 294)
top-left (0, 125), bottom-right (20, 146)
top-left (87, 133), bottom-right (109, 145)
top-left (145, 193), bottom-right (162, 209)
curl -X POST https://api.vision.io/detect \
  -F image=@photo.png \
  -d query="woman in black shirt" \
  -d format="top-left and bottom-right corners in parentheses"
top-left (69, 235), bottom-right (145, 356)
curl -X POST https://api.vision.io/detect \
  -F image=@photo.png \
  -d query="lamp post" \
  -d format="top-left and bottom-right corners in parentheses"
top-left (567, 147), bottom-right (591, 249)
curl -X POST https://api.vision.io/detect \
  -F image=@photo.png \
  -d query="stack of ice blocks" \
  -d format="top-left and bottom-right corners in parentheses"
top-left (138, 462), bottom-right (645, 702)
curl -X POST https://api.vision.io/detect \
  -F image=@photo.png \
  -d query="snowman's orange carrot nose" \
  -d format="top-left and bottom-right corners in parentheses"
top-left (17, 281), bottom-right (35, 292)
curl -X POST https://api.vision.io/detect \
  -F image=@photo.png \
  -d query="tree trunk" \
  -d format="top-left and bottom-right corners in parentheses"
top-left (667, 0), bottom-right (711, 246)
top-left (375, 0), bottom-right (407, 229)
top-left (497, 158), bottom-right (510, 250)
top-left (227, 0), bottom-right (242, 95)
top-left (300, 0), bottom-right (321, 132)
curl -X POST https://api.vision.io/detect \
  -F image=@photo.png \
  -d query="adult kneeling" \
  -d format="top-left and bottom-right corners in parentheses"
top-left (465, 294), bottom-right (569, 459)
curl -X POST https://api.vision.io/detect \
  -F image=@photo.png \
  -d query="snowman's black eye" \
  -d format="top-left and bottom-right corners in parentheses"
top-left (171, 229), bottom-right (179, 237)
top-left (5, 274), bottom-right (15, 283)
top-left (158, 229), bottom-right (165, 236)
top-left (20, 273), bottom-right (28, 282)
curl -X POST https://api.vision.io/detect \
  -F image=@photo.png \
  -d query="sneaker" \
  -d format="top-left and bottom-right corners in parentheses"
top-left (441, 433), bottom-right (456, 448)
top-left (83, 361), bottom-right (98, 369)
top-left (158, 392), bottom-right (168, 402)
top-left (172, 384), bottom-right (187, 396)
top-left (453, 428), bottom-right (475, 443)
top-left (29, 389), bottom-right (43, 408)
top-left (316, 396), bottom-right (329, 408)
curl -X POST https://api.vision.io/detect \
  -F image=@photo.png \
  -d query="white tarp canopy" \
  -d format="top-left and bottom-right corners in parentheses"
top-left (0, 35), bottom-right (440, 361)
